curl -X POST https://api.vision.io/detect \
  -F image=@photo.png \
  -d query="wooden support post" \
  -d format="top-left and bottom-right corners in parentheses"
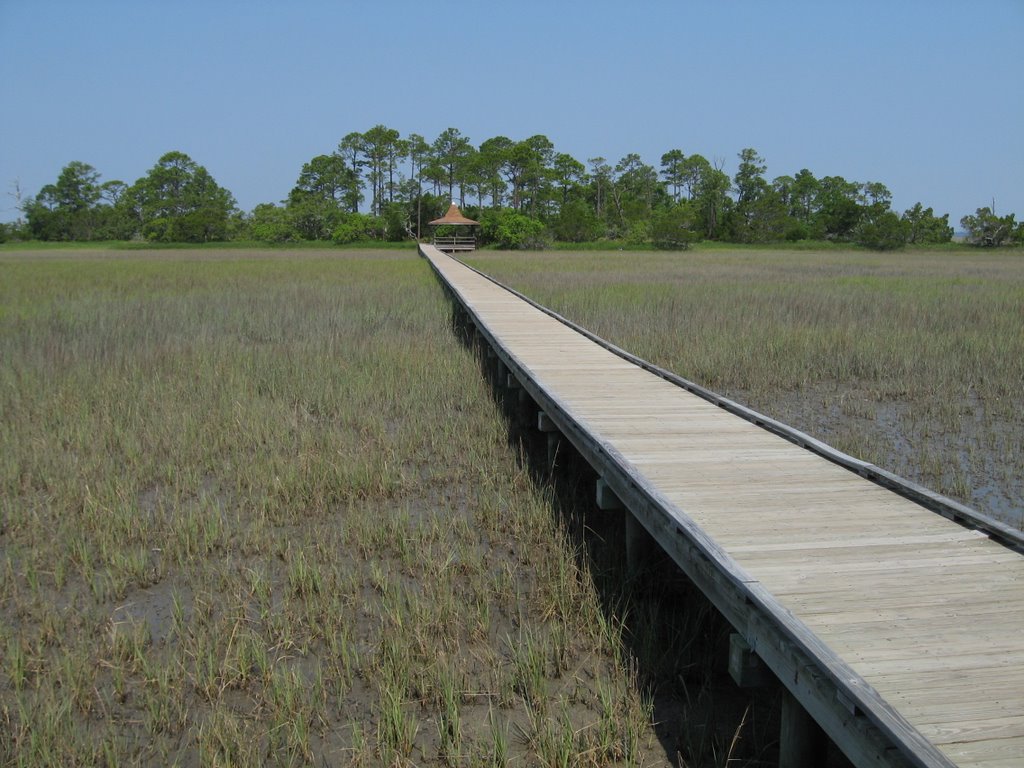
top-left (494, 360), bottom-right (511, 403)
top-left (537, 411), bottom-right (557, 433)
top-left (595, 478), bottom-right (623, 511)
top-left (505, 373), bottom-right (530, 415)
top-left (596, 479), bottom-right (656, 577)
top-left (505, 374), bottom-right (530, 425)
top-left (728, 633), bottom-right (774, 688)
top-left (625, 512), bottom-right (656, 578)
top-left (537, 411), bottom-right (562, 470)
top-left (780, 690), bottom-right (829, 768)
top-left (606, 483), bottom-right (654, 576)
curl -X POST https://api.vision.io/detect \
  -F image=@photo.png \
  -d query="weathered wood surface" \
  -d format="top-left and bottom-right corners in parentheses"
top-left (432, 235), bottom-right (477, 252)
top-left (421, 245), bottom-right (1024, 768)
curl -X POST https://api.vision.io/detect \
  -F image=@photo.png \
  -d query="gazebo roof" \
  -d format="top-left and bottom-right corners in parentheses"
top-left (429, 202), bottom-right (479, 226)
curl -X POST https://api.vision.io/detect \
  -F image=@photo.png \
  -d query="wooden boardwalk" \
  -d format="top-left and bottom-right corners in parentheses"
top-left (420, 245), bottom-right (1024, 768)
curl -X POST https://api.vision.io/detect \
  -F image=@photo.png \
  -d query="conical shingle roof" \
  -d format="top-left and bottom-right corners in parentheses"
top-left (428, 202), bottom-right (479, 226)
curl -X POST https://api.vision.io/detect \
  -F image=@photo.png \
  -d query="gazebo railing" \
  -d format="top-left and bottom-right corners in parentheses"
top-left (432, 235), bottom-right (477, 252)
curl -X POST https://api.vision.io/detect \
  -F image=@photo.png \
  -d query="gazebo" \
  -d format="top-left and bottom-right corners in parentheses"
top-left (428, 202), bottom-right (479, 252)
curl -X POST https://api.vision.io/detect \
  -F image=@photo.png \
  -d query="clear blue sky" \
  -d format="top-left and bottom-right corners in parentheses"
top-left (1, 0), bottom-right (1021, 225)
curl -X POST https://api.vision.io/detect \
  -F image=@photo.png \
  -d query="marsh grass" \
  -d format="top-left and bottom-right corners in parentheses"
top-left (469, 247), bottom-right (1024, 526)
top-left (0, 249), bottom-right (665, 765)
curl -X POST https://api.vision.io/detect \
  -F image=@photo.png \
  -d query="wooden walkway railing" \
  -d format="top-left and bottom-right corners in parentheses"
top-left (431, 235), bottom-right (476, 252)
top-left (420, 244), bottom-right (1024, 768)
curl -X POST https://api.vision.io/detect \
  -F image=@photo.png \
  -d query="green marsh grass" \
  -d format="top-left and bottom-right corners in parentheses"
top-left (469, 247), bottom-right (1024, 526)
top-left (1, 248), bottom-right (665, 765)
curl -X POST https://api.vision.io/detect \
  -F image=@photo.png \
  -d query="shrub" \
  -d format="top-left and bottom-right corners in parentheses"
top-left (651, 204), bottom-right (700, 250)
top-left (961, 207), bottom-right (1017, 247)
top-left (552, 200), bottom-right (604, 243)
top-left (624, 220), bottom-right (652, 247)
top-left (250, 203), bottom-right (298, 243)
top-left (381, 202), bottom-right (410, 242)
top-left (856, 210), bottom-right (907, 251)
top-left (332, 213), bottom-right (381, 244)
top-left (784, 220), bottom-right (810, 242)
top-left (901, 203), bottom-right (953, 244)
top-left (481, 209), bottom-right (546, 249)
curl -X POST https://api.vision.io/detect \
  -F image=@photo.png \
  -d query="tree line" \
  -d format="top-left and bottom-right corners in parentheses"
top-left (6, 126), bottom-right (1023, 250)
top-left (11, 153), bottom-right (238, 244)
